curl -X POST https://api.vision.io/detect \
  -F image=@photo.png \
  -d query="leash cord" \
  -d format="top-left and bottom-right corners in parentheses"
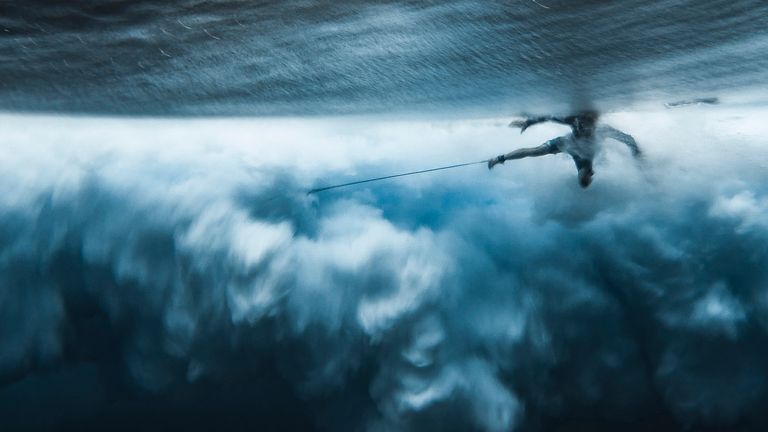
top-left (307, 159), bottom-right (487, 194)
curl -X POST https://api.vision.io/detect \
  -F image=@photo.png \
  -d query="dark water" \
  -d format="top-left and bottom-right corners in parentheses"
top-left (2, 0), bottom-right (767, 115)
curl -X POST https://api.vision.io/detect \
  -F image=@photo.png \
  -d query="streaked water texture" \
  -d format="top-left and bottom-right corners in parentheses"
top-left (1, 0), bottom-right (767, 115)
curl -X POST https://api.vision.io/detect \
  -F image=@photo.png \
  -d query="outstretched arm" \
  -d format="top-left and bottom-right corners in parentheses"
top-left (488, 141), bottom-right (560, 169)
top-left (599, 125), bottom-right (641, 156)
top-left (509, 116), bottom-right (570, 133)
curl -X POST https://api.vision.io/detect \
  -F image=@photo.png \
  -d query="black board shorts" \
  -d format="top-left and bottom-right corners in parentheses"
top-left (546, 137), bottom-right (593, 173)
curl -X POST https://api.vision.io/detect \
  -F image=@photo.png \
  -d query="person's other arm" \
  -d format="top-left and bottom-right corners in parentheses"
top-left (509, 116), bottom-right (571, 133)
top-left (599, 125), bottom-right (641, 156)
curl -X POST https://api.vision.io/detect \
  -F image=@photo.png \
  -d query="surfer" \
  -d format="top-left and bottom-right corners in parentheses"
top-left (487, 111), bottom-right (641, 188)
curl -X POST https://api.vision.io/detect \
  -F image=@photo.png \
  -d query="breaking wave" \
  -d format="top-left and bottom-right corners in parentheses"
top-left (1, 107), bottom-right (767, 430)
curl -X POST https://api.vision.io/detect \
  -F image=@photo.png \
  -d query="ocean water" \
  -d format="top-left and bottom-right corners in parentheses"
top-left (1, 2), bottom-right (768, 431)
top-left (2, 0), bottom-right (768, 115)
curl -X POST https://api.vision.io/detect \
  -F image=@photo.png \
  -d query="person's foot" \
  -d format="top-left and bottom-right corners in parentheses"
top-left (488, 155), bottom-right (504, 170)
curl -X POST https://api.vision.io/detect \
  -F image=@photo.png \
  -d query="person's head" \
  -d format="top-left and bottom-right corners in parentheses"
top-left (578, 167), bottom-right (593, 188)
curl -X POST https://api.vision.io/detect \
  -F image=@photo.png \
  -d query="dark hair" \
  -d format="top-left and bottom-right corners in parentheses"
top-left (578, 167), bottom-right (594, 188)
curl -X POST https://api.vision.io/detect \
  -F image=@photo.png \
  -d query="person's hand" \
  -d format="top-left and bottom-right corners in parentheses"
top-left (508, 119), bottom-right (531, 133)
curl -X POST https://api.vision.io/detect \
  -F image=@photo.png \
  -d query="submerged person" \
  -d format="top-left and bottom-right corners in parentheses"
top-left (487, 111), bottom-right (641, 188)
